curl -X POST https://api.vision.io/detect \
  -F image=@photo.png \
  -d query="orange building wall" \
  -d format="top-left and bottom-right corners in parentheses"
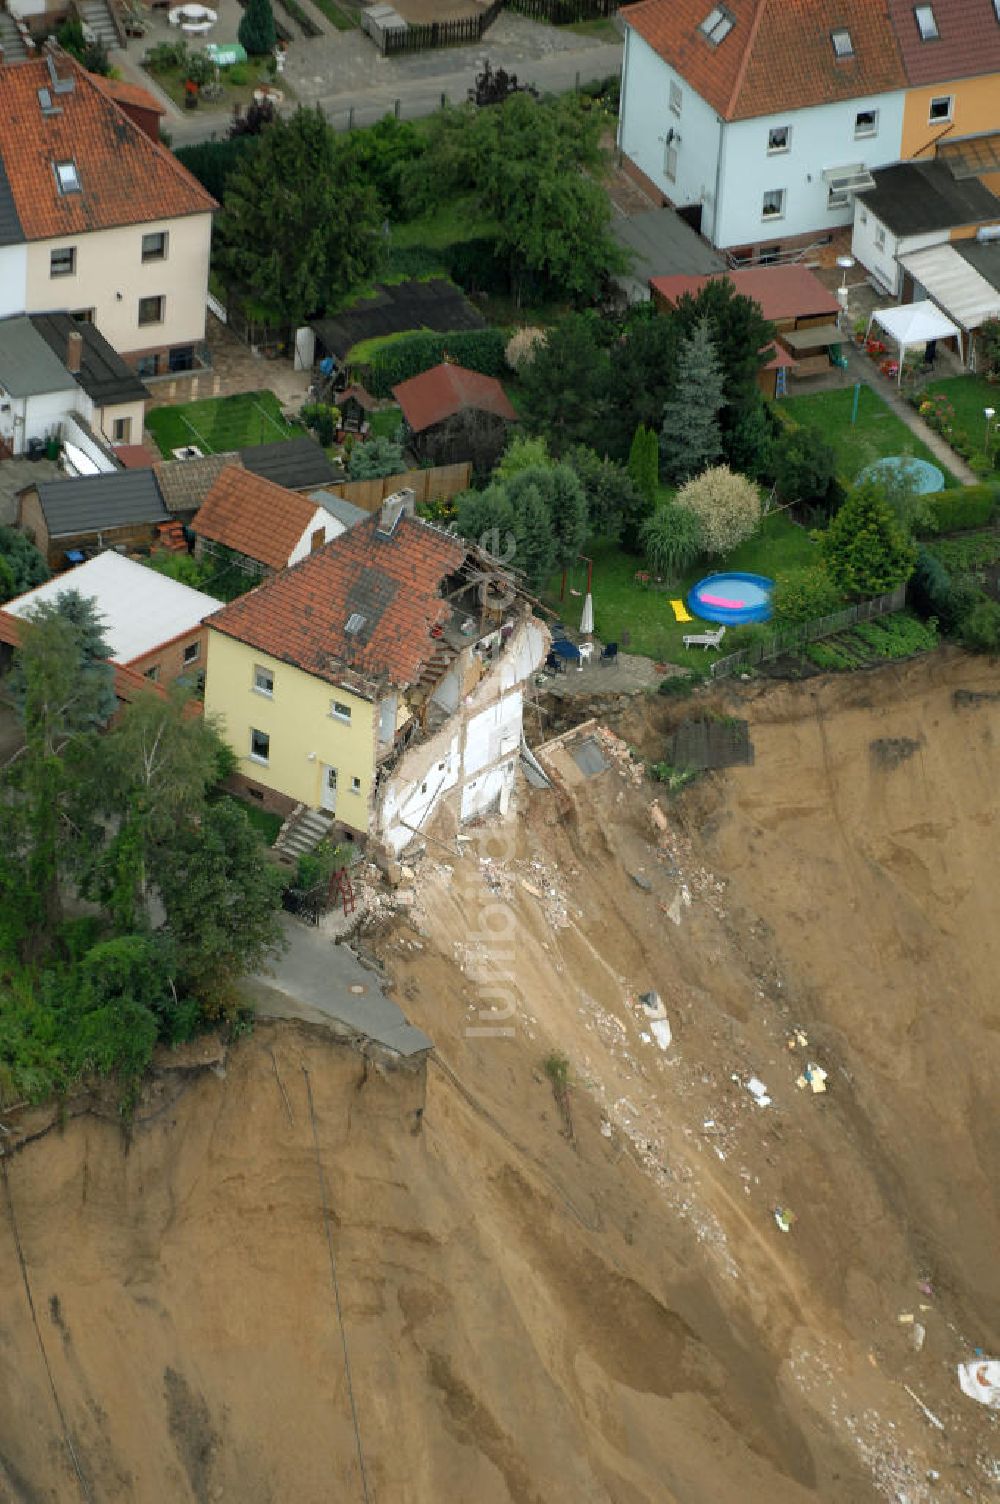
top-left (126, 625), bottom-right (207, 688)
top-left (902, 74), bottom-right (1000, 160)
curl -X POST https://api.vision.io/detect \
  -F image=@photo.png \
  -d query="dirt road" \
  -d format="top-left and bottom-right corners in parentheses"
top-left (1, 649), bottom-right (998, 1501)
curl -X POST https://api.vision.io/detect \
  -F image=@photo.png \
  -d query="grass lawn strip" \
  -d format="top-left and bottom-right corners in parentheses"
top-left (781, 385), bottom-right (958, 488)
top-left (146, 390), bottom-right (304, 459)
top-left (918, 373), bottom-right (1000, 463)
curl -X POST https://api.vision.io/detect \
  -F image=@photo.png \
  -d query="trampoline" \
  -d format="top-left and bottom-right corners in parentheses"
top-left (688, 572), bottom-right (774, 625)
top-left (857, 456), bottom-right (944, 494)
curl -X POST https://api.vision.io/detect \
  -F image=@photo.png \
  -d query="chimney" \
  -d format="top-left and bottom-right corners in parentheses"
top-left (66, 329), bottom-right (83, 375)
top-left (377, 487), bottom-right (415, 538)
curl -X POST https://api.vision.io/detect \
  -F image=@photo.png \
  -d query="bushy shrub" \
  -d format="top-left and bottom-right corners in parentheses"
top-left (348, 435), bottom-right (404, 479)
top-left (772, 564), bottom-right (844, 624)
top-left (773, 423), bottom-right (838, 508)
top-left (361, 329), bottom-right (507, 397)
top-left (676, 465), bottom-right (761, 556)
top-left (918, 484), bottom-right (998, 536)
top-left (301, 401), bottom-right (340, 447)
top-left (175, 137), bottom-right (256, 201)
top-left (505, 327), bottom-right (546, 372)
top-left (960, 599), bottom-right (1000, 653)
top-left (821, 481), bottom-right (916, 599)
top-left (145, 38), bottom-right (189, 69)
top-left (185, 51), bottom-right (216, 87)
top-left (640, 501), bottom-right (703, 584)
top-left (226, 62), bottom-right (250, 85)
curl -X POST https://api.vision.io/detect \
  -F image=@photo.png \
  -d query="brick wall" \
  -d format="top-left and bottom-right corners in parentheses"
top-left (127, 625), bottom-right (209, 688)
top-left (220, 771), bottom-right (297, 819)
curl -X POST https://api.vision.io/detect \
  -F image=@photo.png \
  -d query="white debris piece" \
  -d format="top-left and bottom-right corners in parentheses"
top-left (650, 1019), bottom-right (672, 1051)
top-left (746, 1077), bottom-right (772, 1108)
top-left (958, 1359), bottom-right (1000, 1408)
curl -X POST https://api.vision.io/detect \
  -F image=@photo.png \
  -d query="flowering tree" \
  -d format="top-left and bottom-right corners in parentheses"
top-left (675, 465), bottom-right (761, 555)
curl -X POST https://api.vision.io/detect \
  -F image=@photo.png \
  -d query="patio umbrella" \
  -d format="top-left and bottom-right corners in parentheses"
top-left (580, 592), bottom-right (594, 635)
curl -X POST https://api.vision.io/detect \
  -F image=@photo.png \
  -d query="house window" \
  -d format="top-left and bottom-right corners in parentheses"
top-left (914, 4), bottom-right (939, 40)
top-left (929, 95), bottom-right (953, 123)
top-left (854, 109), bottom-right (878, 138)
top-left (310, 527), bottom-right (325, 552)
top-left (141, 230), bottom-right (168, 262)
top-left (168, 346), bottom-right (195, 373)
top-left (72, 308), bottom-right (94, 323)
top-left (758, 245), bottom-right (782, 264)
top-left (144, 665), bottom-right (160, 682)
top-left (138, 295), bottom-right (164, 327)
top-left (761, 188), bottom-right (785, 221)
top-left (183, 641), bottom-right (200, 665)
top-left (767, 125), bottom-right (790, 153)
top-left (875, 223), bottom-right (886, 250)
top-left (669, 80), bottom-right (683, 115)
top-left (253, 665), bottom-right (274, 696)
top-left (54, 160), bottom-right (80, 194)
top-left (331, 700), bottom-right (352, 722)
top-left (136, 354), bottom-right (159, 379)
top-left (665, 145), bottom-right (678, 182)
top-left (249, 728), bottom-right (270, 764)
top-left (831, 28), bottom-right (854, 58)
top-left (50, 246), bottom-right (76, 277)
top-left (351, 776), bottom-right (361, 793)
top-left (699, 5), bottom-right (734, 44)
top-left (112, 416), bottom-right (132, 443)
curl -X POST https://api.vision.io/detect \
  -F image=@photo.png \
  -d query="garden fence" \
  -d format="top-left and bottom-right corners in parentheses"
top-left (378, 0), bottom-right (616, 54)
top-left (324, 461), bottom-right (471, 510)
top-left (709, 583), bottom-right (907, 681)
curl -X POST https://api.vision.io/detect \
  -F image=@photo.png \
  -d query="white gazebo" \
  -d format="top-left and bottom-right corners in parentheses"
top-left (866, 301), bottom-right (962, 383)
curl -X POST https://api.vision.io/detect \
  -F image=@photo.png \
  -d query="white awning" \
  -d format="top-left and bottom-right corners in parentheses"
top-left (822, 163), bottom-right (876, 194)
top-left (866, 300), bottom-right (962, 382)
top-left (898, 243), bottom-right (1000, 331)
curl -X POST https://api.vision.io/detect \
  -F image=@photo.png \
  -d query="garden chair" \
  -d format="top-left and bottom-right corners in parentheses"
top-left (682, 625), bottom-right (727, 651)
top-left (599, 643), bottom-right (618, 668)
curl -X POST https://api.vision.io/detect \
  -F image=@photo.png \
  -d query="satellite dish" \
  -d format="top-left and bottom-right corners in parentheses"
top-left (62, 441), bottom-right (100, 477)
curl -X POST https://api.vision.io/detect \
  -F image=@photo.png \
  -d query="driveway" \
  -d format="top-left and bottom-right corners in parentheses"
top-left (244, 914), bottom-right (432, 1057)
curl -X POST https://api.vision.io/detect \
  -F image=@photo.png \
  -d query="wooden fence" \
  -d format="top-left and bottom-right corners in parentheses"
top-left (709, 583), bottom-right (908, 681)
top-left (323, 462), bottom-right (471, 511)
top-left (378, 0), bottom-right (614, 54)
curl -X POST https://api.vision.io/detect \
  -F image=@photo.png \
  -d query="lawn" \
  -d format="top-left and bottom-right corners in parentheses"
top-left (918, 374), bottom-right (999, 463)
top-left (369, 405), bottom-right (402, 439)
top-left (146, 390), bottom-right (305, 458)
top-left (391, 198), bottom-right (496, 252)
top-left (780, 385), bottom-right (957, 488)
top-left (309, 0), bottom-right (359, 27)
top-left (548, 511), bottom-right (818, 669)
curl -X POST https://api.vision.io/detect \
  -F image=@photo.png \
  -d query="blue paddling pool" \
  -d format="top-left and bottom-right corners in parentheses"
top-left (687, 572), bottom-right (774, 625)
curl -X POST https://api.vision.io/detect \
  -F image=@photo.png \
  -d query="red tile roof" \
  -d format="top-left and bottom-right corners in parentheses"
top-left (650, 265), bottom-right (840, 321)
top-left (207, 512), bottom-right (467, 693)
top-left (887, 0), bottom-right (1000, 86)
top-left (623, 0), bottom-right (907, 121)
top-left (192, 466), bottom-right (320, 572)
top-left (393, 363), bottom-right (517, 435)
top-left (92, 75), bottom-right (165, 117)
top-left (0, 54), bottom-right (216, 242)
top-left (115, 444), bottom-right (158, 470)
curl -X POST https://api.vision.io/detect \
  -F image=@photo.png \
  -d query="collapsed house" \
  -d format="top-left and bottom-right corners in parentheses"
top-left (203, 490), bottom-right (549, 857)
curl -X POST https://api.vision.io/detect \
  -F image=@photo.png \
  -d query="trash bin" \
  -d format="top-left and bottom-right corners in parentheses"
top-left (45, 434), bottom-right (60, 460)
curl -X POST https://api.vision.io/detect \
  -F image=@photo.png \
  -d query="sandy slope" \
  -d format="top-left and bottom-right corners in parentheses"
top-left (1, 649), bottom-right (999, 1503)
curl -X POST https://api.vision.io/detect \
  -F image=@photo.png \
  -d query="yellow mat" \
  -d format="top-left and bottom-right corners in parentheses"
top-left (670, 599), bottom-right (693, 623)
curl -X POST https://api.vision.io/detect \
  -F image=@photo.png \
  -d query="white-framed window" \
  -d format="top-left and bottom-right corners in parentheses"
top-left (331, 700), bottom-right (352, 722)
top-left (669, 80), bottom-right (683, 115)
top-left (665, 145), bottom-right (678, 182)
top-left (138, 294), bottom-right (164, 326)
top-left (761, 188), bottom-right (785, 221)
top-left (141, 230), bottom-right (168, 262)
top-left (249, 728), bottom-right (270, 765)
top-left (828, 185), bottom-right (850, 209)
top-left (253, 665), bottom-right (274, 696)
top-left (929, 95), bottom-right (953, 123)
top-left (767, 125), bottom-right (790, 153)
top-left (112, 416), bottom-right (132, 444)
top-left (914, 4), bottom-right (939, 40)
top-left (831, 27), bottom-right (854, 58)
top-left (50, 245), bottom-right (76, 277)
top-left (875, 223), bottom-right (886, 251)
top-left (855, 108), bottom-right (878, 138)
top-left (54, 160), bottom-right (81, 194)
top-left (350, 776), bottom-right (362, 793)
top-left (183, 641), bottom-right (200, 665)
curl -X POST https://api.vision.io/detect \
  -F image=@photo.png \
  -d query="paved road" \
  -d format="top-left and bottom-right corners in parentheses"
top-left (123, 19), bottom-right (622, 146)
top-left (243, 914), bottom-right (432, 1057)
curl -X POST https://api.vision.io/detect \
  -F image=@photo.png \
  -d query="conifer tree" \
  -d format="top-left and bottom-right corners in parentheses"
top-left (660, 317), bottom-right (724, 483)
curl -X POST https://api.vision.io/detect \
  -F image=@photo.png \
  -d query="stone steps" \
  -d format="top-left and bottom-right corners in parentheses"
top-left (275, 806), bottom-right (334, 861)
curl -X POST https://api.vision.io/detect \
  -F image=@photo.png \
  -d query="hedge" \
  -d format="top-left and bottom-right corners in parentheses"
top-left (917, 484), bottom-right (999, 536)
top-left (357, 328), bottom-right (509, 398)
top-left (174, 138), bottom-right (257, 203)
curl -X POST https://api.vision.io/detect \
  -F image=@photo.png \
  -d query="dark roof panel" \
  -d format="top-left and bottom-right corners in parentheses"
top-left (32, 469), bottom-right (168, 537)
top-left (858, 160), bottom-right (1000, 235)
top-left (310, 280), bottom-right (484, 361)
top-left (240, 437), bottom-right (336, 491)
top-left (29, 312), bottom-right (149, 405)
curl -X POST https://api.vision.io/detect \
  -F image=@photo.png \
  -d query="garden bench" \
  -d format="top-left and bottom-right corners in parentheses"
top-left (682, 625), bottom-right (727, 651)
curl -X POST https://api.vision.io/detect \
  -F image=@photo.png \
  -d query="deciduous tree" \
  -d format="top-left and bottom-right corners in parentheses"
top-left (676, 465), bottom-right (761, 556)
top-left (519, 314), bottom-right (611, 455)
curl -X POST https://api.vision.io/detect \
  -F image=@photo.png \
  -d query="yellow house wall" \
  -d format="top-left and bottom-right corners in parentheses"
top-left (204, 630), bottom-right (376, 835)
top-left (902, 75), bottom-right (1000, 159)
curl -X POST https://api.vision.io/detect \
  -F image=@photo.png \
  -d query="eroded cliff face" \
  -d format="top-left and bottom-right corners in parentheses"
top-left (2, 649), bottom-right (999, 1504)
